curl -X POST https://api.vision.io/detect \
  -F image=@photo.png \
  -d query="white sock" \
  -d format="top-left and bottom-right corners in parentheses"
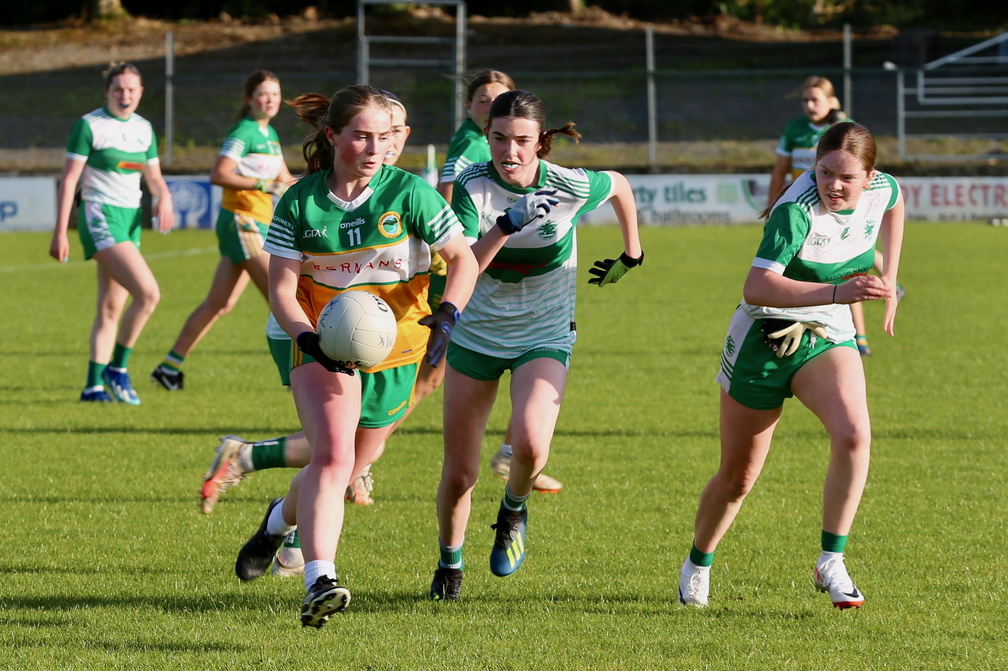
top-left (499, 443), bottom-right (513, 458)
top-left (304, 560), bottom-right (337, 589)
top-left (265, 500), bottom-right (296, 536)
top-left (238, 444), bottom-right (254, 473)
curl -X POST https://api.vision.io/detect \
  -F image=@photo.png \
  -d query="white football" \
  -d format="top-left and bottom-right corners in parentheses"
top-left (316, 291), bottom-right (398, 369)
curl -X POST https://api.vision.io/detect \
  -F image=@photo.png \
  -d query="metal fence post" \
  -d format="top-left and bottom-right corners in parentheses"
top-left (646, 24), bottom-right (657, 171)
top-left (843, 23), bottom-right (852, 117)
top-left (165, 30), bottom-right (174, 168)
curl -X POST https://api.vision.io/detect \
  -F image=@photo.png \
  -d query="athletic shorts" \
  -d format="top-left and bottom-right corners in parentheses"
top-left (291, 340), bottom-right (419, 428)
top-left (77, 201), bottom-right (142, 260)
top-left (715, 307), bottom-right (855, 410)
top-left (216, 209), bottom-right (267, 263)
top-left (427, 272), bottom-right (447, 312)
top-left (446, 341), bottom-right (571, 382)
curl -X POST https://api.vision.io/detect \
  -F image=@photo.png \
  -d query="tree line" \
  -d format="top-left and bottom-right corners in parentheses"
top-left (5, 0), bottom-right (1005, 32)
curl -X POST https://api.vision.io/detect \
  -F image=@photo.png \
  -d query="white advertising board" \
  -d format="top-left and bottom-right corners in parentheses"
top-left (578, 174), bottom-right (1008, 225)
top-left (0, 176), bottom-right (57, 231)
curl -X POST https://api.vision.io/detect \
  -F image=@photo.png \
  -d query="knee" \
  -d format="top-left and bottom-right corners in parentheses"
top-left (831, 423), bottom-right (871, 457)
top-left (510, 439), bottom-right (549, 469)
top-left (136, 283), bottom-right (161, 313)
top-left (441, 463), bottom-right (478, 497)
top-left (712, 467), bottom-right (759, 501)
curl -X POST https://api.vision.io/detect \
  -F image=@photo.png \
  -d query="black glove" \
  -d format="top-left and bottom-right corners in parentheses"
top-left (296, 331), bottom-right (355, 375)
top-left (418, 302), bottom-right (460, 367)
top-left (587, 251), bottom-right (644, 286)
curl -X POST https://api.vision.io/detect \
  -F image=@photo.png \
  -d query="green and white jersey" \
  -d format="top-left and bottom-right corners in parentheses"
top-left (451, 159), bottom-right (613, 358)
top-left (66, 107), bottom-right (160, 208)
top-left (219, 116), bottom-right (285, 221)
top-left (775, 116), bottom-right (832, 178)
top-left (742, 169), bottom-right (901, 341)
top-left (264, 165), bottom-right (462, 371)
top-left (439, 118), bottom-right (488, 185)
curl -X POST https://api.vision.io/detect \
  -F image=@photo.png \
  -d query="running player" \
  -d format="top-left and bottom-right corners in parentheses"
top-left (50, 62), bottom-right (175, 405)
top-left (439, 69), bottom-right (563, 493)
top-left (429, 89), bottom-right (643, 600)
top-left (151, 70), bottom-right (295, 390)
top-left (231, 85), bottom-right (477, 628)
top-left (678, 121), bottom-right (904, 611)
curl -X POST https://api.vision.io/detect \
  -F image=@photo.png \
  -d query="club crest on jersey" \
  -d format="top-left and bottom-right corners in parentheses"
top-left (538, 220), bottom-right (557, 240)
top-left (377, 211), bottom-right (403, 239)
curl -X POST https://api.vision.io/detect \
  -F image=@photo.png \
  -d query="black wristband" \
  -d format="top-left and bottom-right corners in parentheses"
top-left (496, 213), bottom-right (519, 235)
top-left (832, 285), bottom-right (837, 303)
top-left (619, 251), bottom-right (644, 268)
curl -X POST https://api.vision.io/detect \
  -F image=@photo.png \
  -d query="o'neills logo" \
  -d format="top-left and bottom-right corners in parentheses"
top-left (377, 211), bottom-right (403, 239)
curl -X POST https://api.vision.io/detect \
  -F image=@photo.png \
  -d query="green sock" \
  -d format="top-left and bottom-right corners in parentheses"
top-left (282, 530), bottom-right (300, 549)
top-left (502, 485), bottom-right (529, 512)
top-left (689, 543), bottom-right (715, 568)
top-left (250, 437), bottom-right (287, 471)
top-left (110, 343), bottom-right (132, 369)
top-left (821, 530), bottom-right (848, 553)
top-left (439, 541), bottom-right (463, 569)
top-left (162, 350), bottom-right (185, 372)
top-left (86, 361), bottom-right (107, 388)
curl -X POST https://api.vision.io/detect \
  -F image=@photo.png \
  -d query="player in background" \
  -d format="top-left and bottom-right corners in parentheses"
top-left (50, 62), bottom-right (175, 405)
top-left (678, 122), bottom-right (904, 610)
top-left (439, 68), bottom-right (564, 494)
top-left (151, 70), bottom-right (295, 390)
top-left (429, 89), bottom-right (643, 600)
top-left (231, 85), bottom-right (477, 628)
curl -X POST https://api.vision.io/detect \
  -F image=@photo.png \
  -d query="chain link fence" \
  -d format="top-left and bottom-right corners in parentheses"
top-left (2, 31), bottom-right (1006, 175)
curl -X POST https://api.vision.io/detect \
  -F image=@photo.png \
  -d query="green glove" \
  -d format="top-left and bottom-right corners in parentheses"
top-left (587, 251), bottom-right (644, 287)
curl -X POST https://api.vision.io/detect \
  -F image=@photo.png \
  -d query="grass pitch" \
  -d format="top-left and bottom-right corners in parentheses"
top-left (1, 223), bottom-right (1005, 670)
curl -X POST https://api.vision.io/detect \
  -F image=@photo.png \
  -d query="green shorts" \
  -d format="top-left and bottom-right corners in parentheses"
top-left (77, 201), bottom-right (142, 260)
top-left (292, 340), bottom-right (419, 428)
top-left (715, 308), bottom-right (855, 410)
top-left (216, 209), bottom-right (268, 263)
top-left (446, 341), bottom-right (571, 382)
top-left (427, 272), bottom-right (447, 312)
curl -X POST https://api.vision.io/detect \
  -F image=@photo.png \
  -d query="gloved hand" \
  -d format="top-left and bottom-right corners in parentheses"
top-left (497, 189), bottom-right (559, 235)
top-left (763, 320), bottom-right (828, 358)
top-left (587, 251), bottom-right (644, 286)
top-left (296, 331), bottom-right (355, 375)
top-left (254, 179), bottom-right (289, 197)
top-left (418, 302), bottom-right (460, 367)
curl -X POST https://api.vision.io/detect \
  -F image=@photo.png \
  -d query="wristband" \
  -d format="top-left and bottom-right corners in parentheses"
top-left (832, 285), bottom-right (837, 303)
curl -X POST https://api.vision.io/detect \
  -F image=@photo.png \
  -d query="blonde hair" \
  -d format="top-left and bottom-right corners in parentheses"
top-left (793, 75), bottom-right (842, 112)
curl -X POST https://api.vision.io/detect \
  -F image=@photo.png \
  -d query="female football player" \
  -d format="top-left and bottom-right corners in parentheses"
top-left (429, 89), bottom-right (643, 600)
top-left (151, 70), bottom-right (295, 390)
top-left (232, 85), bottom-right (477, 628)
top-left (50, 62), bottom-right (174, 405)
top-left (678, 121), bottom-right (904, 610)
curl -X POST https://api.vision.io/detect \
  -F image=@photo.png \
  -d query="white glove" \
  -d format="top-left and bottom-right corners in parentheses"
top-left (766, 321), bottom-right (828, 358)
top-left (254, 179), bottom-right (289, 197)
top-left (497, 189), bottom-right (559, 234)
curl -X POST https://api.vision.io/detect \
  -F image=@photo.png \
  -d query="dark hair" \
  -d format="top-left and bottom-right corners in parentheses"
top-left (287, 85), bottom-right (394, 174)
top-left (466, 69), bottom-right (515, 102)
top-left (237, 69), bottom-right (280, 121)
top-left (486, 89), bottom-right (581, 158)
top-left (379, 89), bottom-right (407, 120)
top-left (103, 62), bottom-right (142, 88)
top-left (761, 121), bottom-right (876, 219)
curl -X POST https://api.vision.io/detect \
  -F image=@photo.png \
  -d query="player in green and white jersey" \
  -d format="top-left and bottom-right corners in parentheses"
top-left (151, 70), bottom-right (295, 391)
top-left (49, 63), bottom-right (175, 405)
top-left (437, 69), bottom-right (514, 205)
top-left (679, 122), bottom-right (905, 611)
top-left (429, 90), bottom-right (643, 600)
top-left (231, 85), bottom-right (477, 628)
top-left (437, 70), bottom-right (564, 493)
